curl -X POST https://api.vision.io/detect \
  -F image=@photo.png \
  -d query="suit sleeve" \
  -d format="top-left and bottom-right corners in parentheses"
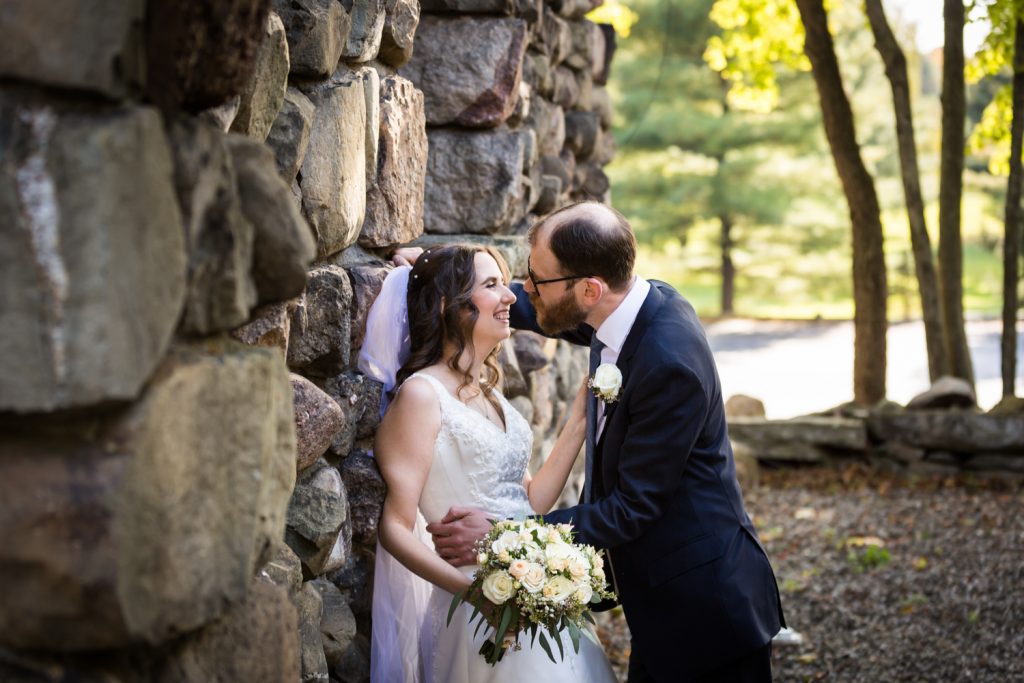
top-left (509, 282), bottom-right (592, 346)
top-left (544, 362), bottom-right (709, 548)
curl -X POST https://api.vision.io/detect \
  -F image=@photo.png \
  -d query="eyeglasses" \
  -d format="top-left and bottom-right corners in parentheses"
top-left (527, 256), bottom-right (591, 288)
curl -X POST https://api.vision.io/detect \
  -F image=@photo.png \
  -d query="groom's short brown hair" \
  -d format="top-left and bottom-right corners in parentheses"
top-left (528, 201), bottom-right (636, 291)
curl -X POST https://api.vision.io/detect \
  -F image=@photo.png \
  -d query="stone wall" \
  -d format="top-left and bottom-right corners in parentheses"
top-left (0, 0), bottom-right (617, 680)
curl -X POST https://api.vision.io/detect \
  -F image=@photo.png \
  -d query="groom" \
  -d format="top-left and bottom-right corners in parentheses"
top-left (425, 202), bottom-right (784, 682)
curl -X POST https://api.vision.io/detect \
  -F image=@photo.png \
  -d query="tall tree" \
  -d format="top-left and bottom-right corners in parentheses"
top-left (864, 0), bottom-right (946, 382)
top-left (793, 0), bottom-right (888, 404)
top-left (939, 0), bottom-right (976, 388)
top-left (1003, 17), bottom-right (1023, 397)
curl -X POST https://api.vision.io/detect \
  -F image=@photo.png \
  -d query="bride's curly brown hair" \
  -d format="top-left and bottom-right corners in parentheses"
top-left (395, 244), bottom-right (512, 413)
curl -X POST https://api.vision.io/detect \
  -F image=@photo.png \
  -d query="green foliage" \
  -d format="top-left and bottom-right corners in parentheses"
top-left (846, 544), bottom-right (892, 573)
top-left (587, 0), bottom-right (640, 37)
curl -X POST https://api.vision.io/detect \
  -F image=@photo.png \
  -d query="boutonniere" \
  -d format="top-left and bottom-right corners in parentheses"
top-left (589, 363), bottom-right (622, 403)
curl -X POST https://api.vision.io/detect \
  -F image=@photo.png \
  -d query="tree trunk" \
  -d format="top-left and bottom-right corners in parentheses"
top-left (1002, 19), bottom-right (1024, 398)
top-left (939, 0), bottom-right (976, 388)
top-left (795, 0), bottom-right (888, 405)
top-left (720, 212), bottom-right (735, 315)
top-left (864, 0), bottom-right (946, 382)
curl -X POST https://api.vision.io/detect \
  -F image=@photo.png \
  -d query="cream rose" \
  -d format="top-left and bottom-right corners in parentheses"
top-left (545, 543), bottom-right (572, 572)
top-left (492, 530), bottom-right (520, 555)
top-left (574, 583), bottom-right (593, 605)
top-left (567, 554), bottom-right (589, 581)
top-left (482, 571), bottom-right (516, 604)
top-left (508, 559), bottom-right (530, 579)
top-left (519, 563), bottom-right (547, 593)
top-left (542, 576), bottom-right (576, 602)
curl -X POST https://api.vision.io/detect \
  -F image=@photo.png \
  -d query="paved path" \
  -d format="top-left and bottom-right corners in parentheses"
top-left (704, 318), bottom-right (1024, 418)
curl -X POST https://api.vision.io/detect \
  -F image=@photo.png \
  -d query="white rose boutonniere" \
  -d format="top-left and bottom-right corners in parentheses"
top-left (588, 363), bottom-right (622, 403)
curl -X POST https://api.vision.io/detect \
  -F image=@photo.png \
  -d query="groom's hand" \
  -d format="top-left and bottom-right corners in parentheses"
top-left (426, 505), bottom-right (492, 567)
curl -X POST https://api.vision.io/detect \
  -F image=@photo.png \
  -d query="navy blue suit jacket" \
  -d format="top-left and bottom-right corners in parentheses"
top-left (511, 280), bottom-right (784, 681)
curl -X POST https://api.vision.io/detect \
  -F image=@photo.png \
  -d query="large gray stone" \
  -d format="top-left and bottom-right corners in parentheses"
top-left (526, 95), bottom-right (566, 157)
top-left (310, 578), bottom-right (358, 676)
top-left (551, 64), bottom-right (580, 109)
top-left (329, 547), bottom-right (375, 620)
top-left (906, 376), bottom-right (977, 410)
top-left (227, 134), bottom-right (315, 304)
top-left (299, 70), bottom-right (369, 258)
top-left (408, 233), bottom-right (529, 279)
top-left (539, 7), bottom-right (572, 65)
top-left (274, 0), bottom-right (351, 79)
top-left (0, 0), bottom-right (145, 98)
top-left (346, 263), bottom-right (392, 355)
top-left (232, 300), bottom-right (295, 354)
top-left (266, 87), bottom-right (316, 182)
top-left (0, 340), bottom-right (296, 650)
top-left (146, 0), bottom-right (272, 112)
top-left (292, 374), bottom-right (347, 472)
top-left (259, 542), bottom-right (304, 597)
top-left (399, 16), bottom-right (528, 128)
top-left (338, 454), bottom-right (386, 545)
top-left (344, 0), bottom-right (387, 62)
top-left (288, 266), bottom-right (354, 377)
top-left (867, 412), bottom-right (1024, 453)
top-left (424, 128), bottom-right (528, 234)
top-left (379, 0), bottom-right (421, 67)
top-left (167, 117), bottom-right (257, 336)
top-left (0, 101), bottom-right (185, 412)
top-left (231, 11), bottom-right (290, 141)
top-left (286, 461), bottom-right (349, 577)
top-left (727, 416), bottom-right (867, 462)
top-left (564, 110), bottom-right (600, 161)
top-left (321, 373), bottom-right (382, 457)
top-left (360, 77), bottom-right (427, 248)
top-left (295, 582), bottom-right (329, 682)
top-left (158, 580), bottom-right (300, 683)
top-left (565, 19), bottom-right (605, 72)
top-left (725, 394), bottom-right (767, 418)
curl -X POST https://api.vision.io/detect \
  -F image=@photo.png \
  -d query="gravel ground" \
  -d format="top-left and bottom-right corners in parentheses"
top-left (595, 466), bottom-right (1024, 682)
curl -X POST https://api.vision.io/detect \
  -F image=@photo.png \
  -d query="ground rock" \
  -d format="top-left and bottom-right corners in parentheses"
top-left (867, 412), bottom-right (1024, 453)
top-left (259, 542), bottom-right (304, 596)
top-left (299, 70), bottom-right (368, 257)
top-left (360, 77), bottom-right (427, 248)
top-left (906, 376), bottom-right (977, 410)
top-left (146, 0), bottom-right (271, 111)
top-left (379, 0), bottom-right (420, 67)
top-left (266, 87), bottom-right (316, 182)
top-left (231, 11), bottom-right (290, 141)
top-left (399, 15), bottom-right (528, 127)
top-left (310, 578), bottom-right (358, 675)
top-left (0, 0), bottom-right (145, 98)
top-left (274, 0), bottom-right (351, 79)
top-left (232, 300), bottom-right (295, 354)
top-left (292, 374), bottom-right (347, 472)
top-left (423, 128), bottom-right (528, 234)
top-left (0, 101), bottom-right (185, 412)
top-left (0, 339), bottom-right (295, 650)
top-left (727, 416), bottom-right (867, 462)
top-left (157, 580), bottom-right (299, 682)
top-left (725, 394), bottom-right (767, 418)
top-left (295, 582), bottom-right (329, 682)
top-left (288, 266), bottom-right (354, 377)
top-left (286, 460), bottom-right (349, 577)
top-left (227, 134), bottom-right (315, 304)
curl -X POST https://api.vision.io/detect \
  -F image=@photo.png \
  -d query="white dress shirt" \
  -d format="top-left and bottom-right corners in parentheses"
top-left (593, 276), bottom-right (650, 438)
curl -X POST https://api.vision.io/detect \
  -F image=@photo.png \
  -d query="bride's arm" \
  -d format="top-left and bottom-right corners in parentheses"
top-left (523, 380), bottom-right (588, 514)
top-left (376, 379), bottom-right (474, 595)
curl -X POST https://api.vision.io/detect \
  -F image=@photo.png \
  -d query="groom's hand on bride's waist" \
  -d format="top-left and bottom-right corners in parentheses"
top-left (426, 506), bottom-right (493, 567)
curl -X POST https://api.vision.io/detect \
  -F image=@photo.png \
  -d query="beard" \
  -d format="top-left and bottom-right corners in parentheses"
top-left (529, 288), bottom-right (586, 335)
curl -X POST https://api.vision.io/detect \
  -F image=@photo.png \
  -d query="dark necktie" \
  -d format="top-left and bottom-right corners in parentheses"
top-left (584, 338), bottom-right (605, 503)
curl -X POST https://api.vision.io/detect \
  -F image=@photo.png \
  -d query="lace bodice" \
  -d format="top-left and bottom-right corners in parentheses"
top-left (403, 372), bottom-right (534, 522)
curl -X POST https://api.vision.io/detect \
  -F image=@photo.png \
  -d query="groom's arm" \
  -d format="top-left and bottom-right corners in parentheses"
top-left (544, 362), bottom-right (710, 549)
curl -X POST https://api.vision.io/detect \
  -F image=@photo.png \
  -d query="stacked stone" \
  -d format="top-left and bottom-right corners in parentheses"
top-left (0, 0), bottom-right (313, 679)
top-left (396, 0), bottom-right (616, 493)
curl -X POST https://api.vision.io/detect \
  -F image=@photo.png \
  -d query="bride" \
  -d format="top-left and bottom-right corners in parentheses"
top-left (361, 245), bottom-right (615, 682)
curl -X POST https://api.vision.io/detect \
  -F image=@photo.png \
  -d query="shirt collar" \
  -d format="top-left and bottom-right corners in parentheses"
top-left (594, 277), bottom-right (650, 355)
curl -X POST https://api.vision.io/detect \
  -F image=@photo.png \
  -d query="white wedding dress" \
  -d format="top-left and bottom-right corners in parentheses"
top-left (372, 372), bottom-right (617, 683)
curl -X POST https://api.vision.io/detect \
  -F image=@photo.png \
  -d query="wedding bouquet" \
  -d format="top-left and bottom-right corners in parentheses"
top-left (447, 518), bottom-right (616, 665)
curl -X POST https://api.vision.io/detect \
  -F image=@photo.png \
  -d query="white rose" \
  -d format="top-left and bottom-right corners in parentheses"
top-left (519, 563), bottom-right (547, 593)
top-left (546, 529), bottom-right (562, 543)
top-left (574, 583), bottom-right (593, 604)
top-left (498, 549), bottom-right (511, 564)
top-left (477, 553), bottom-right (489, 565)
top-left (590, 363), bottom-right (622, 401)
top-left (567, 555), bottom-right (589, 581)
top-left (593, 566), bottom-right (606, 584)
top-left (492, 530), bottom-right (520, 554)
top-left (542, 576), bottom-right (576, 602)
top-left (545, 543), bottom-right (573, 572)
top-left (482, 571), bottom-right (516, 604)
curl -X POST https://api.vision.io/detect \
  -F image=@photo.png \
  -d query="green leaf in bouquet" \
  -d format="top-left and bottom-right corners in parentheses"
top-left (567, 619), bottom-right (581, 654)
top-left (529, 623), bottom-right (538, 648)
top-left (447, 590), bottom-right (465, 627)
top-left (473, 612), bottom-right (487, 639)
top-left (538, 631), bottom-right (556, 664)
top-left (496, 603), bottom-right (514, 647)
top-left (582, 610), bottom-right (596, 626)
top-left (549, 623), bottom-right (564, 660)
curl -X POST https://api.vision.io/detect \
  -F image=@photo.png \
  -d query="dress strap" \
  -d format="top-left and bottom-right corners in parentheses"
top-left (401, 372), bottom-right (452, 404)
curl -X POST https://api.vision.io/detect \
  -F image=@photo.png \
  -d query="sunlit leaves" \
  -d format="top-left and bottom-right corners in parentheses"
top-left (587, 0), bottom-right (640, 37)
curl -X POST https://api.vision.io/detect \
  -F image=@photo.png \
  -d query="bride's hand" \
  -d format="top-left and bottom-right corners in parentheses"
top-left (569, 377), bottom-right (588, 426)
